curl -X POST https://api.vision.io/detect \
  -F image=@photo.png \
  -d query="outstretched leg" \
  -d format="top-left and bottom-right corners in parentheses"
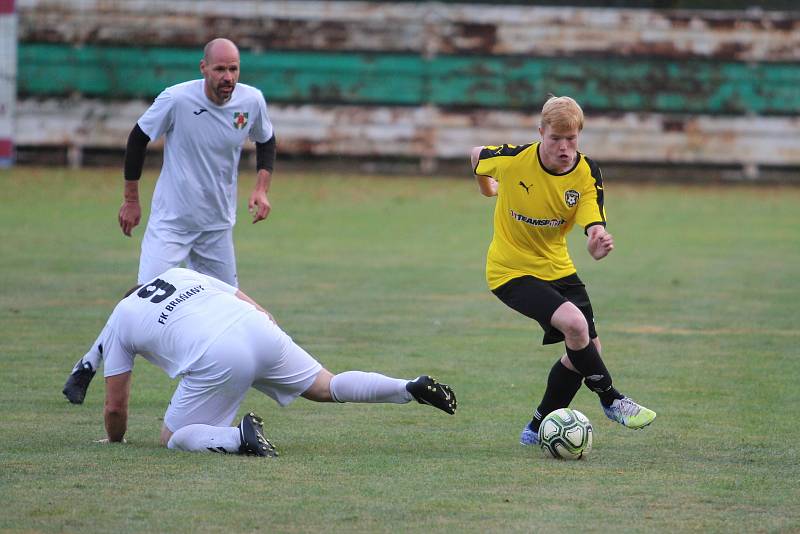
top-left (302, 369), bottom-right (457, 415)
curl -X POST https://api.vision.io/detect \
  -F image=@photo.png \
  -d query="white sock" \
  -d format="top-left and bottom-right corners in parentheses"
top-left (329, 371), bottom-right (413, 404)
top-left (167, 424), bottom-right (241, 454)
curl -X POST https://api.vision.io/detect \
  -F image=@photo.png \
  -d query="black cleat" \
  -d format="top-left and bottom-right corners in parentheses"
top-left (238, 412), bottom-right (278, 457)
top-left (63, 361), bottom-right (96, 404)
top-left (406, 375), bottom-right (457, 415)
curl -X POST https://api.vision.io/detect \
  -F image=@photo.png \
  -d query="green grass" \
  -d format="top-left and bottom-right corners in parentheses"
top-left (1, 168), bottom-right (799, 532)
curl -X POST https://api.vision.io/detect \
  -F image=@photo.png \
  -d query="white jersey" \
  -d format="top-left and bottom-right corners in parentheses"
top-left (87, 268), bottom-right (260, 379)
top-left (138, 80), bottom-right (274, 231)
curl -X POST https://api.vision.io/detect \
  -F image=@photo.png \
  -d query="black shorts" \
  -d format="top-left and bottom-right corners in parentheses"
top-left (491, 273), bottom-right (597, 345)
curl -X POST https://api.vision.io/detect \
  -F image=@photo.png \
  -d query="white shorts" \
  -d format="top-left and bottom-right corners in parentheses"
top-left (139, 224), bottom-right (238, 287)
top-left (163, 312), bottom-right (323, 432)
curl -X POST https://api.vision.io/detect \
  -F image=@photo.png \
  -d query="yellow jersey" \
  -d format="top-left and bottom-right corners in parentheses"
top-left (475, 142), bottom-right (606, 289)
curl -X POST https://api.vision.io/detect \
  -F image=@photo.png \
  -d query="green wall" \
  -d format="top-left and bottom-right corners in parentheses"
top-left (19, 44), bottom-right (800, 115)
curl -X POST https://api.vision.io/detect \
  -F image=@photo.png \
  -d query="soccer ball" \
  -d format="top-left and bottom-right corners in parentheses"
top-left (539, 408), bottom-right (593, 460)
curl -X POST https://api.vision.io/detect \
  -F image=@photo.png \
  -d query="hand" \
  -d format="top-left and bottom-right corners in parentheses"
top-left (118, 200), bottom-right (141, 236)
top-left (248, 189), bottom-right (271, 224)
top-left (587, 227), bottom-right (614, 260)
top-left (94, 437), bottom-right (127, 444)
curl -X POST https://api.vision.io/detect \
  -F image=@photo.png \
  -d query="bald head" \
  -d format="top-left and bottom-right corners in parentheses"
top-left (203, 38), bottom-right (240, 63)
top-left (200, 38), bottom-right (241, 105)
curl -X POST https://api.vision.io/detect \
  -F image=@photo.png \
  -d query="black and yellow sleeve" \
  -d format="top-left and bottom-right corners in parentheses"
top-left (475, 143), bottom-right (532, 179)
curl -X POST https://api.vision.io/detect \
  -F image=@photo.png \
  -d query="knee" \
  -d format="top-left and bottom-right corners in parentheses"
top-left (559, 313), bottom-right (589, 341)
top-left (552, 310), bottom-right (590, 350)
top-left (301, 369), bottom-right (334, 402)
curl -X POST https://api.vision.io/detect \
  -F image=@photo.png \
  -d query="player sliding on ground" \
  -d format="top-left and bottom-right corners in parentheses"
top-left (470, 95), bottom-right (655, 446)
top-left (70, 267), bottom-right (456, 456)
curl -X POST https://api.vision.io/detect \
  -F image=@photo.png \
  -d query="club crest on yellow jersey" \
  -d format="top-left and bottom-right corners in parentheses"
top-left (564, 189), bottom-right (580, 207)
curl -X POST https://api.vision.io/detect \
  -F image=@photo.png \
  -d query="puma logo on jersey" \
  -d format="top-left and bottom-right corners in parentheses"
top-left (193, 108), bottom-right (208, 115)
top-left (518, 181), bottom-right (532, 194)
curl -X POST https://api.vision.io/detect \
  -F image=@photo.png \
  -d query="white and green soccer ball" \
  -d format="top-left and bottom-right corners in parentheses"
top-left (539, 408), bottom-right (593, 460)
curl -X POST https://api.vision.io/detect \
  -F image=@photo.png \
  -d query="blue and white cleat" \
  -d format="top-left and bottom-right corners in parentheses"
top-left (520, 421), bottom-right (540, 446)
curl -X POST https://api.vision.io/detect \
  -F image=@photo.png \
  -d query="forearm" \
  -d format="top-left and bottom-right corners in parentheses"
top-left (470, 146), bottom-right (497, 196)
top-left (104, 408), bottom-right (128, 442)
top-left (248, 166), bottom-right (273, 223)
top-left (255, 134), bottom-right (276, 174)
top-left (475, 175), bottom-right (498, 197)
top-left (255, 168), bottom-right (272, 194)
top-left (124, 123), bottom-right (150, 181)
top-left (104, 372), bottom-right (131, 442)
top-left (123, 179), bottom-right (140, 203)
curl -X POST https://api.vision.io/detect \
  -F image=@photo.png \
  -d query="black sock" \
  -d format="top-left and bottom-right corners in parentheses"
top-left (565, 342), bottom-right (623, 407)
top-left (530, 359), bottom-right (583, 432)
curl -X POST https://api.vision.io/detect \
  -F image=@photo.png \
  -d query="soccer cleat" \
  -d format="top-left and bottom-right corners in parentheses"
top-left (238, 412), bottom-right (278, 457)
top-left (63, 361), bottom-right (96, 404)
top-left (406, 375), bottom-right (457, 415)
top-left (603, 397), bottom-right (656, 429)
top-left (520, 421), bottom-right (540, 446)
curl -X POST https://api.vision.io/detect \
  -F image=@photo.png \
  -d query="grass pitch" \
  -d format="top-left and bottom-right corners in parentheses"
top-left (1, 167), bottom-right (799, 532)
